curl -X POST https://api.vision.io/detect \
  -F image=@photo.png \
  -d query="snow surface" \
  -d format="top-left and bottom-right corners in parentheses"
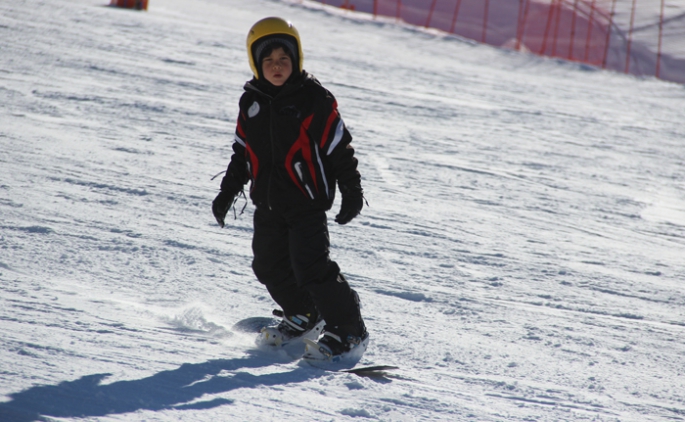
top-left (1, 0), bottom-right (685, 421)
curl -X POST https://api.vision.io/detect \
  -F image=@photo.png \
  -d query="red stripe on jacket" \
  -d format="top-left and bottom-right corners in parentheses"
top-left (285, 115), bottom-right (317, 196)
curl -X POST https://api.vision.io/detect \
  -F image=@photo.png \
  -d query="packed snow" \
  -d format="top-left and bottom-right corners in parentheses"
top-left (1, 0), bottom-right (684, 421)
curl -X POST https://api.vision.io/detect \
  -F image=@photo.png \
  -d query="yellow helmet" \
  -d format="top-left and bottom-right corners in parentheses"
top-left (246, 17), bottom-right (303, 79)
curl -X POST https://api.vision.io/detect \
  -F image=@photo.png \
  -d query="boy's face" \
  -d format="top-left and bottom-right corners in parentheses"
top-left (261, 47), bottom-right (293, 86)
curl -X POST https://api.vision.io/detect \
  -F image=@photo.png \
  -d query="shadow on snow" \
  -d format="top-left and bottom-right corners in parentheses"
top-left (0, 353), bottom-right (322, 421)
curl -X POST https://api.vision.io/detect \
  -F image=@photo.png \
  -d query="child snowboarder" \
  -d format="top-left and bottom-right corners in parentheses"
top-left (212, 17), bottom-right (368, 362)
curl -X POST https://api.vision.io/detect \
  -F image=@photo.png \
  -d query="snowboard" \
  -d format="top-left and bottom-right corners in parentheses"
top-left (231, 316), bottom-right (278, 334)
top-left (301, 358), bottom-right (399, 377)
top-left (341, 365), bottom-right (399, 376)
top-left (232, 316), bottom-right (397, 376)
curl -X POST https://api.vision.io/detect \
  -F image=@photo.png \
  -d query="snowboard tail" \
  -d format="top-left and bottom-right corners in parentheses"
top-left (341, 365), bottom-right (399, 376)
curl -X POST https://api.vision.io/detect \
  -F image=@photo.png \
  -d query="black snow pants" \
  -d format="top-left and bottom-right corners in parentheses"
top-left (251, 207), bottom-right (365, 337)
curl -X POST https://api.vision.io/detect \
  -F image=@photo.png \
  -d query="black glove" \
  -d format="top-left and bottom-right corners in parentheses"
top-left (212, 191), bottom-right (235, 228)
top-left (335, 184), bottom-right (364, 225)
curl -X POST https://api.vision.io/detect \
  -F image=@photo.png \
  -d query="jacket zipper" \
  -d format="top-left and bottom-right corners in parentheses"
top-left (267, 98), bottom-right (274, 210)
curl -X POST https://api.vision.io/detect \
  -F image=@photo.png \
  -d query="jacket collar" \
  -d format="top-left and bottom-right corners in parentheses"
top-left (244, 70), bottom-right (312, 99)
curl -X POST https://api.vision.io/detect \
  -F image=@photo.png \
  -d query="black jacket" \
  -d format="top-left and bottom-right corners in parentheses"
top-left (220, 71), bottom-right (361, 213)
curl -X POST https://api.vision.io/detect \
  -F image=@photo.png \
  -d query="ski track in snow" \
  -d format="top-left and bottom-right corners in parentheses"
top-left (1, 0), bottom-right (685, 421)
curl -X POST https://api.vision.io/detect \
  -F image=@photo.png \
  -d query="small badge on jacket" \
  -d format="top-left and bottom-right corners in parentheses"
top-left (248, 101), bottom-right (260, 118)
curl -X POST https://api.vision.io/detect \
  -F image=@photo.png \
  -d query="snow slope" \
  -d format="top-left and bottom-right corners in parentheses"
top-left (1, 0), bottom-right (685, 420)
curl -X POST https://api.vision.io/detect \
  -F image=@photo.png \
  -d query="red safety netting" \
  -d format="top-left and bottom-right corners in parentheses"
top-left (307, 0), bottom-right (685, 84)
top-left (109, 0), bottom-right (148, 10)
